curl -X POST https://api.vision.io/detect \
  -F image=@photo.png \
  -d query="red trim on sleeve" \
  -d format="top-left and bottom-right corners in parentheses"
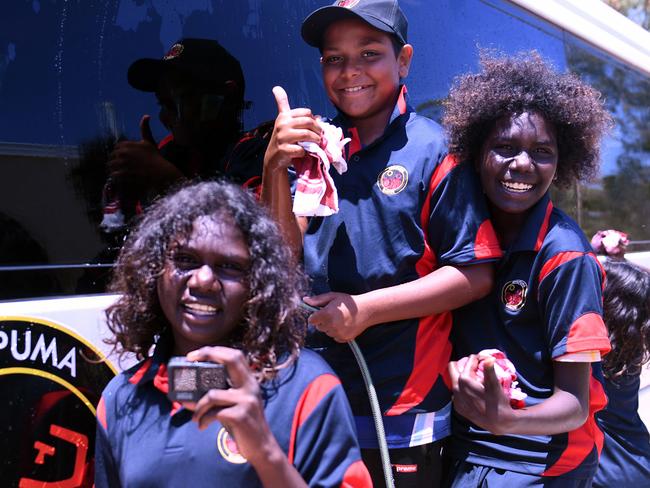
top-left (397, 85), bottom-right (408, 115)
top-left (534, 200), bottom-right (554, 251)
top-left (474, 220), bottom-right (502, 260)
top-left (566, 313), bottom-right (611, 355)
top-left (97, 397), bottom-right (107, 430)
top-left (128, 358), bottom-right (153, 385)
top-left (386, 313), bottom-right (453, 415)
top-left (340, 459), bottom-right (373, 488)
top-left (538, 251), bottom-right (586, 284)
top-left (542, 373), bottom-right (607, 476)
top-left (287, 374), bottom-right (341, 464)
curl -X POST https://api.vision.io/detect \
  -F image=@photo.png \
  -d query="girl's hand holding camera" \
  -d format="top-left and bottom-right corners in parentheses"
top-left (181, 346), bottom-right (282, 467)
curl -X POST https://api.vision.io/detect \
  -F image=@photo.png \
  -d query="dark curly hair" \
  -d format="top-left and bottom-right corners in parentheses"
top-left (602, 260), bottom-right (650, 379)
top-left (443, 51), bottom-right (612, 187)
top-left (105, 180), bottom-right (308, 380)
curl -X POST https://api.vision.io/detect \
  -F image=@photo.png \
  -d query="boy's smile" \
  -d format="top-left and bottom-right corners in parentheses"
top-left (321, 18), bottom-right (412, 141)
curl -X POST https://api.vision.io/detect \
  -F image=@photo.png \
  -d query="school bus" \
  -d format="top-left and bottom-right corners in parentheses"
top-left (1, 0), bottom-right (649, 484)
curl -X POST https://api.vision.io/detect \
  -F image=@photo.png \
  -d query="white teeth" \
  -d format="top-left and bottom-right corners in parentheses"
top-left (501, 181), bottom-right (533, 192)
top-left (185, 303), bottom-right (218, 314)
top-left (343, 86), bottom-right (365, 93)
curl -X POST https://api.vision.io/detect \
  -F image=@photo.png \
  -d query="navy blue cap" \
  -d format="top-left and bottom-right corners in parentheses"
top-left (127, 38), bottom-right (244, 94)
top-left (301, 0), bottom-right (408, 48)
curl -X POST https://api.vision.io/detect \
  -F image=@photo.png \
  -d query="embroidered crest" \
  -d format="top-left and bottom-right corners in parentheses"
top-left (377, 165), bottom-right (408, 195)
top-left (337, 0), bottom-right (361, 8)
top-left (216, 426), bottom-right (247, 464)
top-left (501, 280), bottom-right (528, 311)
top-left (163, 43), bottom-right (184, 60)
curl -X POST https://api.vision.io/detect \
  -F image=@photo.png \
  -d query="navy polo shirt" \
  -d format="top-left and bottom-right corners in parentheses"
top-left (593, 372), bottom-right (650, 486)
top-left (94, 337), bottom-right (370, 487)
top-left (304, 87), bottom-right (502, 448)
top-left (450, 193), bottom-right (612, 479)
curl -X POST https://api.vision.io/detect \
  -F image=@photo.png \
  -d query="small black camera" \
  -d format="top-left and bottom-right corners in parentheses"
top-left (167, 357), bottom-right (229, 403)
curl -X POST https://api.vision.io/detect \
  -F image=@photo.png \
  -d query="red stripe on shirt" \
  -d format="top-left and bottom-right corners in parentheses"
top-left (397, 85), bottom-right (408, 115)
top-left (415, 155), bottom-right (461, 275)
top-left (543, 372), bottom-right (607, 476)
top-left (128, 358), bottom-right (153, 385)
top-left (340, 459), bottom-right (372, 488)
top-left (386, 313), bottom-right (453, 415)
top-left (474, 220), bottom-right (502, 260)
top-left (287, 374), bottom-right (341, 464)
top-left (158, 133), bottom-right (174, 150)
top-left (538, 251), bottom-right (586, 284)
top-left (534, 200), bottom-right (554, 251)
top-left (589, 253), bottom-right (607, 291)
top-left (347, 127), bottom-right (362, 158)
top-left (97, 397), bottom-right (107, 430)
top-left (566, 313), bottom-right (611, 355)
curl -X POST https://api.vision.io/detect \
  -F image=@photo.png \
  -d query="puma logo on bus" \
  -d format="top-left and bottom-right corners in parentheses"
top-left (0, 329), bottom-right (77, 378)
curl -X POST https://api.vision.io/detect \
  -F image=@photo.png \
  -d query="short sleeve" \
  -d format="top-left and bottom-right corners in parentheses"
top-left (537, 251), bottom-right (611, 359)
top-left (289, 373), bottom-right (372, 488)
top-left (426, 157), bottom-right (502, 267)
top-left (94, 396), bottom-right (122, 488)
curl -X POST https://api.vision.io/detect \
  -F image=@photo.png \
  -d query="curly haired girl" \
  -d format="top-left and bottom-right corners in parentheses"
top-left (594, 260), bottom-right (650, 487)
top-left (445, 51), bottom-right (613, 487)
top-left (94, 180), bottom-right (370, 487)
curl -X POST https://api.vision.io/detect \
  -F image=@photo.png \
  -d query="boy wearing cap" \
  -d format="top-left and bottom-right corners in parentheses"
top-left (262, 1), bottom-right (501, 486)
top-left (108, 38), bottom-right (267, 213)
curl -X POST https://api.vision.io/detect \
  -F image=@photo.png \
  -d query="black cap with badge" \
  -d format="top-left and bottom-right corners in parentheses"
top-left (127, 38), bottom-right (245, 96)
top-left (301, 0), bottom-right (408, 49)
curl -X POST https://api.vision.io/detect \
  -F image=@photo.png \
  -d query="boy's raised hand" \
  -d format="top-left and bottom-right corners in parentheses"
top-left (263, 86), bottom-right (322, 172)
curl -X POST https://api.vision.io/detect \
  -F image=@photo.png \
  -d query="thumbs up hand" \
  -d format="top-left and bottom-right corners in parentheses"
top-left (263, 86), bottom-right (323, 172)
top-left (108, 115), bottom-right (182, 197)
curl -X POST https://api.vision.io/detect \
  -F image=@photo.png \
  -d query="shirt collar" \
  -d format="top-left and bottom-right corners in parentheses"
top-left (508, 193), bottom-right (554, 253)
top-left (335, 84), bottom-right (411, 159)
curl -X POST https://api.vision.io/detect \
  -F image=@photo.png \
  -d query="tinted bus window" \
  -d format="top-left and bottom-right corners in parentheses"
top-left (1, 1), bottom-right (649, 292)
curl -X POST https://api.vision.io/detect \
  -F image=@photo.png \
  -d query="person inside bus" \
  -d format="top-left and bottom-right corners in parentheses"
top-left (94, 180), bottom-right (371, 487)
top-left (104, 38), bottom-right (268, 231)
top-left (445, 51), bottom-right (613, 487)
top-left (593, 259), bottom-right (650, 487)
top-left (261, 1), bottom-right (502, 486)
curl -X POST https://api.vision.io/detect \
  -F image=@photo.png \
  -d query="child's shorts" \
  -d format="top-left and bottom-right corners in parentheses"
top-left (445, 459), bottom-right (593, 488)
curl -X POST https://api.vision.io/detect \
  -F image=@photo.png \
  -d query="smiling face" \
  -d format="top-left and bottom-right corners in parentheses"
top-left (320, 18), bottom-right (412, 135)
top-left (157, 214), bottom-right (250, 355)
top-left (479, 111), bottom-right (558, 222)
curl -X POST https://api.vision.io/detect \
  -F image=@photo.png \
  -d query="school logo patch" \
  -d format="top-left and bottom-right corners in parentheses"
top-left (377, 165), bottom-right (408, 195)
top-left (337, 0), bottom-right (361, 8)
top-left (163, 43), bottom-right (184, 60)
top-left (217, 426), bottom-right (247, 464)
top-left (502, 280), bottom-right (528, 311)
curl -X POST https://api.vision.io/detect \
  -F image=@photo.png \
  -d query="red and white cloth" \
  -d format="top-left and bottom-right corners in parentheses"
top-left (457, 349), bottom-right (527, 409)
top-left (293, 119), bottom-right (351, 217)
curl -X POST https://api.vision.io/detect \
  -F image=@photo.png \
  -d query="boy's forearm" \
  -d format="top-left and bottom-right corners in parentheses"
top-left (487, 361), bottom-right (591, 436)
top-left (260, 166), bottom-right (304, 258)
top-left (359, 263), bottom-right (494, 327)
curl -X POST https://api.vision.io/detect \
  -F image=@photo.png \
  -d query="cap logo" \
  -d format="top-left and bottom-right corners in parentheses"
top-left (337, 0), bottom-right (361, 8)
top-left (216, 426), bottom-right (247, 464)
top-left (502, 280), bottom-right (528, 311)
top-left (163, 43), bottom-right (184, 60)
top-left (377, 165), bottom-right (408, 195)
